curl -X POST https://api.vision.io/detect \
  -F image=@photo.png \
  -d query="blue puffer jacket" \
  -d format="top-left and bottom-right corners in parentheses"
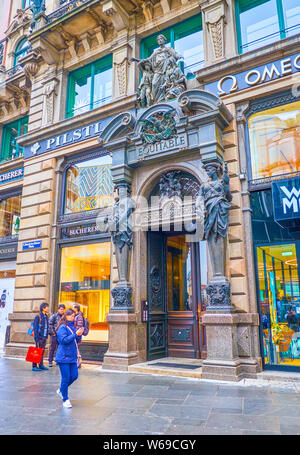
top-left (55, 321), bottom-right (82, 364)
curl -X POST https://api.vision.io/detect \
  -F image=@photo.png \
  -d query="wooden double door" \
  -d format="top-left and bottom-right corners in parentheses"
top-left (147, 231), bottom-right (206, 360)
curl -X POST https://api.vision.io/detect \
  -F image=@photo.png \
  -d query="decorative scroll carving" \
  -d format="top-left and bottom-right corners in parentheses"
top-left (150, 266), bottom-right (162, 309)
top-left (150, 323), bottom-right (164, 348)
top-left (111, 286), bottom-right (133, 309)
top-left (115, 57), bottom-right (130, 97)
top-left (159, 171), bottom-right (182, 200)
top-left (42, 78), bottom-right (58, 125)
top-left (204, 1), bottom-right (226, 61)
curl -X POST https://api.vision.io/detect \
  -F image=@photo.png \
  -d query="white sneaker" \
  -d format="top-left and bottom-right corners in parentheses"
top-left (56, 389), bottom-right (63, 400)
top-left (63, 399), bottom-right (72, 408)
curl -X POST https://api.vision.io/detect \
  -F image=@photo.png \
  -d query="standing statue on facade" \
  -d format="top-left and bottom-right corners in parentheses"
top-left (131, 34), bottom-right (187, 106)
top-left (103, 185), bottom-right (135, 310)
top-left (137, 61), bottom-right (153, 108)
top-left (200, 161), bottom-right (234, 310)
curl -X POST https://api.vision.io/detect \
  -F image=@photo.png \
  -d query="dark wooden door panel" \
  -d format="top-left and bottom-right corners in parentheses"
top-left (147, 232), bottom-right (167, 360)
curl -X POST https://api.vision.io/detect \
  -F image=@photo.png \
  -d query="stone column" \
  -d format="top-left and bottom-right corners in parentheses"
top-left (101, 137), bottom-right (139, 370)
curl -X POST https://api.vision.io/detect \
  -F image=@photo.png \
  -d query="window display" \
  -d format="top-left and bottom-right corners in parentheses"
top-left (0, 196), bottom-right (21, 239)
top-left (64, 155), bottom-right (114, 214)
top-left (256, 243), bottom-right (300, 366)
top-left (248, 100), bottom-right (300, 180)
top-left (58, 242), bottom-right (111, 343)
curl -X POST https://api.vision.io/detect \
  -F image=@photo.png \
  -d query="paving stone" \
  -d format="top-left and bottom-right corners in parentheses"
top-left (206, 413), bottom-right (280, 432)
top-left (148, 403), bottom-right (210, 420)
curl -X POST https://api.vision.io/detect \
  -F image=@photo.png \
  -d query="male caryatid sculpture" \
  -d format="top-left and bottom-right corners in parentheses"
top-left (199, 161), bottom-right (234, 311)
top-left (131, 34), bottom-right (187, 106)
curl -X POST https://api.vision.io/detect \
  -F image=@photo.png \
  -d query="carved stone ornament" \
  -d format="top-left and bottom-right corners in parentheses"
top-left (159, 171), bottom-right (182, 200)
top-left (204, 2), bottom-right (226, 60)
top-left (115, 57), bottom-right (129, 97)
top-left (206, 282), bottom-right (231, 307)
top-left (111, 285), bottom-right (133, 310)
top-left (42, 79), bottom-right (58, 125)
top-left (131, 34), bottom-right (187, 107)
top-left (140, 111), bottom-right (177, 144)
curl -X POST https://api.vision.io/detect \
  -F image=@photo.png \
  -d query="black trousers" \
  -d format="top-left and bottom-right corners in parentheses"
top-left (32, 338), bottom-right (47, 368)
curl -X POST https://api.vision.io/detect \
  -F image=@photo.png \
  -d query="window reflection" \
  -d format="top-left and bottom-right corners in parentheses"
top-left (167, 235), bottom-right (192, 311)
top-left (64, 155), bottom-right (114, 214)
top-left (248, 101), bottom-right (300, 180)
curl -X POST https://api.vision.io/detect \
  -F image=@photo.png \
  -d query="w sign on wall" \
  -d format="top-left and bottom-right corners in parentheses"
top-left (272, 177), bottom-right (300, 227)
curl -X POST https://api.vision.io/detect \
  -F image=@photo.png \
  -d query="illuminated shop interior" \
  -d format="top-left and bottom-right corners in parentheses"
top-left (58, 242), bottom-right (111, 342)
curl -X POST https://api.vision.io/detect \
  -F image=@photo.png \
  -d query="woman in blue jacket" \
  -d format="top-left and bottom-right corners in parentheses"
top-left (55, 308), bottom-right (84, 408)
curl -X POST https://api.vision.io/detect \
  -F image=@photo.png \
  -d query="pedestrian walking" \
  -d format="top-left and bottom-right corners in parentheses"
top-left (48, 304), bottom-right (65, 367)
top-left (55, 308), bottom-right (84, 408)
top-left (32, 302), bottom-right (49, 372)
top-left (72, 304), bottom-right (84, 331)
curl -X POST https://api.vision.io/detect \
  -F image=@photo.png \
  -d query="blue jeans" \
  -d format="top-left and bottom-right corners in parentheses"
top-left (58, 362), bottom-right (78, 402)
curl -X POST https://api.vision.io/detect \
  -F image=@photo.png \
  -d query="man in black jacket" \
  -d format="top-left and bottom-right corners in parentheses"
top-left (32, 302), bottom-right (49, 371)
top-left (48, 304), bottom-right (65, 367)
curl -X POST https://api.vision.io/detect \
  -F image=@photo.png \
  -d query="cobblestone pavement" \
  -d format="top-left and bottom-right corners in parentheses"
top-left (1, 358), bottom-right (300, 435)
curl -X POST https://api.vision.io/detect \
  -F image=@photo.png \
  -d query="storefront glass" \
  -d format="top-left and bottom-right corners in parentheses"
top-left (0, 196), bottom-right (21, 239)
top-left (58, 242), bottom-right (111, 342)
top-left (251, 190), bottom-right (300, 368)
top-left (64, 155), bottom-right (113, 214)
top-left (248, 100), bottom-right (300, 180)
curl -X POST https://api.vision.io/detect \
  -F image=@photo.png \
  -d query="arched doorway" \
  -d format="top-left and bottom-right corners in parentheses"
top-left (144, 170), bottom-right (208, 360)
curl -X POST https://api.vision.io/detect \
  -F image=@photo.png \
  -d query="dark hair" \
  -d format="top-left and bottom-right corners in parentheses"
top-left (55, 308), bottom-right (75, 332)
top-left (73, 304), bottom-right (80, 312)
top-left (40, 302), bottom-right (49, 312)
top-left (58, 304), bottom-right (65, 310)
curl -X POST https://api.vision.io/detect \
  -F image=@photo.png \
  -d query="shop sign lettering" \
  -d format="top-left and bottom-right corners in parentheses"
top-left (137, 133), bottom-right (187, 160)
top-left (24, 109), bottom-right (135, 159)
top-left (272, 176), bottom-right (300, 223)
top-left (61, 223), bottom-right (101, 239)
top-left (0, 244), bottom-right (17, 258)
top-left (205, 53), bottom-right (300, 96)
top-left (0, 167), bottom-right (23, 184)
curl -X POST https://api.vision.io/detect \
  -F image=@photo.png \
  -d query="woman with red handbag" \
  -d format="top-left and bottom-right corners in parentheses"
top-left (32, 302), bottom-right (50, 372)
top-left (55, 309), bottom-right (84, 408)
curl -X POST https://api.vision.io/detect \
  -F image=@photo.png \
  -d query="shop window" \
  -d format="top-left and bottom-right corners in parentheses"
top-left (14, 39), bottom-right (30, 66)
top-left (1, 117), bottom-right (28, 162)
top-left (256, 243), bottom-right (300, 367)
top-left (248, 100), bottom-right (300, 181)
top-left (66, 55), bottom-right (112, 118)
top-left (236, 0), bottom-right (300, 54)
top-left (140, 15), bottom-right (204, 79)
top-left (58, 242), bottom-right (111, 343)
top-left (64, 155), bottom-right (114, 214)
top-left (0, 195), bottom-right (21, 239)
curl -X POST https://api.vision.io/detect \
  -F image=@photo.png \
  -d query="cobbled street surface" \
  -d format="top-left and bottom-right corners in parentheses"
top-left (0, 358), bottom-right (300, 435)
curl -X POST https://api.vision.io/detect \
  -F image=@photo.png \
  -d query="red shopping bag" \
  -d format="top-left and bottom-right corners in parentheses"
top-left (26, 346), bottom-right (43, 364)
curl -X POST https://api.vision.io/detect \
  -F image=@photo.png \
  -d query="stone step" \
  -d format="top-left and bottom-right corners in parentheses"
top-left (128, 359), bottom-right (203, 379)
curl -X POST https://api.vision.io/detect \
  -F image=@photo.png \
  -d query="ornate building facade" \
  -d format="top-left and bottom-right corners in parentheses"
top-left (0, 0), bottom-right (300, 379)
